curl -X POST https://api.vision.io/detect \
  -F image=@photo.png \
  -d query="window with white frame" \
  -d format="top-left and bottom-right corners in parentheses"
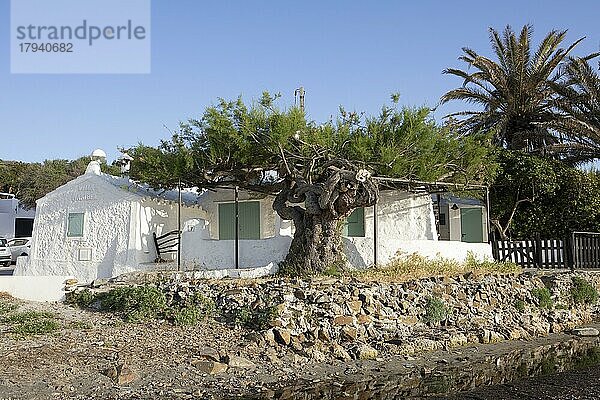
top-left (67, 212), bottom-right (85, 237)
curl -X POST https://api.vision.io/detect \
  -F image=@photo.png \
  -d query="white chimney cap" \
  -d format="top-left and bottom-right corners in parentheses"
top-left (91, 149), bottom-right (107, 160)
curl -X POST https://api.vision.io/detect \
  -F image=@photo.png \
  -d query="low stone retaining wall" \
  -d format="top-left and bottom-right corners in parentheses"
top-left (89, 270), bottom-right (600, 359)
top-left (0, 276), bottom-right (74, 302)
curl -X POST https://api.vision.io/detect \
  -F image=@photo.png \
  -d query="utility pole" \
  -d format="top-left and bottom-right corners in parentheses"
top-left (177, 178), bottom-right (181, 271)
top-left (294, 87), bottom-right (305, 112)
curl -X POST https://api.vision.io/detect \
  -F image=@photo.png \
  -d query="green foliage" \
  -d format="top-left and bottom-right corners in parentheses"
top-left (97, 286), bottom-right (167, 323)
top-left (571, 277), bottom-right (599, 305)
top-left (0, 299), bottom-right (18, 315)
top-left (351, 253), bottom-right (520, 283)
top-left (171, 292), bottom-right (215, 326)
top-left (130, 96), bottom-right (496, 189)
top-left (68, 320), bottom-right (94, 330)
top-left (12, 319), bottom-right (60, 336)
top-left (321, 265), bottom-right (342, 277)
top-left (5, 310), bottom-right (60, 336)
top-left (491, 150), bottom-right (600, 238)
top-left (514, 299), bottom-right (526, 313)
top-left (0, 157), bottom-right (120, 208)
top-left (441, 24), bottom-right (590, 157)
top-left (230, 304), bottom-right (279, 331)
top-left (423, 296), bottom-right (449, 325)
top-left (554, 57), bottom-right (600, 162)
top-left (532, 287), bottom-right (554, 309)
top-left (67, 289), bottom-right (97, 309)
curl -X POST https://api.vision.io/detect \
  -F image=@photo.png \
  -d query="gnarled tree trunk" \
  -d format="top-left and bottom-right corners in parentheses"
top-left (273, 166), bottom-right (378, 276)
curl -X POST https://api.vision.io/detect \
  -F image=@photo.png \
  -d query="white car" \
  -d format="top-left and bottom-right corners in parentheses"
top-left (7, 237), bottom-right (31, 263)
top-left (0, 238), bottom-right (11, 267)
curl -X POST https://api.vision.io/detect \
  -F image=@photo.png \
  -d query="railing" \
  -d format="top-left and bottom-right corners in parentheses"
top-left (492, 232), bottom-right (600, 270)
top-left (571, 231), bottom-right (600, 269)
top-left (152, 230), bottom-right (181, 262)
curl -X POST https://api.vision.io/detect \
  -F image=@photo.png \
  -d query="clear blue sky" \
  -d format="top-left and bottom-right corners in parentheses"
top-left (1, 0), bottom-right (599, 163)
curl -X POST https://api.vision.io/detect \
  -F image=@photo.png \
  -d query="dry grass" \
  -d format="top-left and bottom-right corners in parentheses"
top-left (0, 291), bottom-right (14, 300)
top-left (348, 253), bottom-right (521, 283)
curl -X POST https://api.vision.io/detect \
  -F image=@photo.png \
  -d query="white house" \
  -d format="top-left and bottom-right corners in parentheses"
top-left (15, 160), bottom-right (492, 283)
top-left (0, 194), bottom-right (35, 239)
top-left (14, 161), bottom-right (206, 283)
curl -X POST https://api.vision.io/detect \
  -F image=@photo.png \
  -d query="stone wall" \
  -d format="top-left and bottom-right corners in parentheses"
top-left (122, 270), bottom-right (600, 359)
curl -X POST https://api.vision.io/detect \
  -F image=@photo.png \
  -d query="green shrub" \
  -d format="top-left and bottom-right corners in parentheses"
top-left (423, 296), bottom-right (449, 325)
top-left (0, 299), bottom-right (18, 315)
top-left (13, 318), bottom-right (60, 335)
top-left (321, 265), bottom-right (342, 277)
top-left (6, 310), bottom-right (60, 336)
top-left (514, 299), bottom-right (526, 312)
top-left (97, 285), bottom-right (167, 322)
top-left (67, 289), bottom-right (97, 308)
top-left (571, 277), bottom-right (599, 305)
top-left (531, 287), bottom-right (554, 309)
top-left (171, 292), bottom-right (215, 326)
top-left (231, 304), bottom-right (279, 331)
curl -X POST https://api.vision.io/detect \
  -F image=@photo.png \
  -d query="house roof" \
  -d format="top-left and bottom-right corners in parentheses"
top-left (98, 173), bottom-right (207, 207)
top-left (35, 160), bottom-right (207, 207)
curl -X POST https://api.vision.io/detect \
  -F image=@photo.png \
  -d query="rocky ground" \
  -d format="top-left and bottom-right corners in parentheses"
top-left (2, 269), bottom-right (600, 399)
top-left (1, 293), bottom-right (600, 400)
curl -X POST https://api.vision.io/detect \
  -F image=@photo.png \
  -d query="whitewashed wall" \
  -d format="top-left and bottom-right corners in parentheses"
top-left (180, 198), bottom-right (291, 269)
top-left (345, 191), bottom-right (439, 267)
top-left (180, 190), bottom-right (462, 270)
top-left (16, 178), bottom-right (491, 284)
top-left (14, 175), bottom-right (135, 283)
top-left (14, 173), bottom-right (204, 283)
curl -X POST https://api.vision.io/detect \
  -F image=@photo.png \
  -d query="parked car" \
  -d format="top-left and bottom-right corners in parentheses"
top-left (7, 237), bottom-right (31, 263)
top-left (0, 238), bottom-right (11, 267)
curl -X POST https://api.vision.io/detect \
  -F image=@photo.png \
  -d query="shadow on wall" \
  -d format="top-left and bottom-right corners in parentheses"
top-left (342, 237), bottom-right (369, 269)
top-left (146, 207), bottom-right (171, 258)
top-left (96, 237), bottom-right (118, 279)
top-left (180, 219), bottom-right (292, 270)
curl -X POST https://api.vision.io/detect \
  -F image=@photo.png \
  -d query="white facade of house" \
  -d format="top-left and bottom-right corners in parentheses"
top-left (14, 162), bottom-right (206, 283)
top-left (15, 161), bottom-right (492, 283)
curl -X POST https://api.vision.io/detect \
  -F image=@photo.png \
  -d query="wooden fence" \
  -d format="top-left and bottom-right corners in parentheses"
top-left (492, 232), bottom-right (600, 270)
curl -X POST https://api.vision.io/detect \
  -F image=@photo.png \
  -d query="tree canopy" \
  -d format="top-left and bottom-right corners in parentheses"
top-left (0, 157), bottom-right (119, 208)
top-left (441, 24), bottom-right (598, 163)
top-left (491, 150), bottom-right (600, 239)
top-left (131, 94), bottom-right (496, 274)
top-left (442, 24), bottom-right (600, 239)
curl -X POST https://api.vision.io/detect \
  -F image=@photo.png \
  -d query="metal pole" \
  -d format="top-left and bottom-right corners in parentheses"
top-left (485, 186), bottom-right (491, 243)
top-left (177, 178), bottom-right (181, 271)
top-left (373, 203), bottom-right (378, 266)
top-left (234, 186), bottom-right (239, 269)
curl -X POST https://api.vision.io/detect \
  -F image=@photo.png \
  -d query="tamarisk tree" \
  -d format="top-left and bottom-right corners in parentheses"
top-left (130, 93), bottom-right (494, 275)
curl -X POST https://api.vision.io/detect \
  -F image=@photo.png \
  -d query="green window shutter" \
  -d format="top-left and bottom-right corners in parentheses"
top-left (218, 201), bottom-right (261, 240)
top-left (67, 213), bottom-right (84, 237)
top-left (239, 201), bottom-right (261, 239)
top-left (343, 207), bottom-right (365, 237)
top-left (218, 203), bottom-right (235, 240)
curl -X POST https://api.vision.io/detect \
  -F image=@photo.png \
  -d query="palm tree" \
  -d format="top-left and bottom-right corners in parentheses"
top-left (441, 25), bottom-right (584, 153)
top-left (551, 56), bottom-right (600, 162)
